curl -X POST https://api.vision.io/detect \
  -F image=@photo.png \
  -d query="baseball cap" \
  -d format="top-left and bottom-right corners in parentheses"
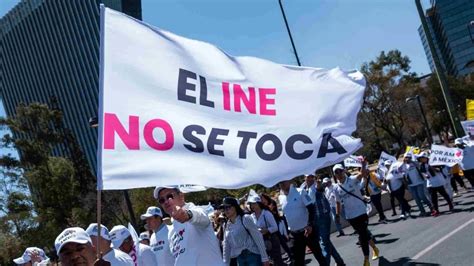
top-left (246, 195), bottom-right (261, 203)
top-left (55, 227), bottom-right (92, 255)
top-left (220, 197), bottom-right (239, 208)
top-left (140, 206), bottom-right (163, 220)
top-left (417, 151), bottom-right (429, 159)
top-left (109, 225), bottom-right (131, 248)
top-left (332, 164), bottom-right (345, 172)
top-left (13, 247), bottom-right (49, 265)
top-left (139, 232), bottom-right (149, 242)
top-left (153, 185), bottom-right (180, 199)
top-left (322, 177), bottom-right (331, 184)
top-left (455, 138), bottom-right (463, 145)
top-left (85, 223), bottom-right (111, 241)
top-left (403, 152), bottom-right (413, 158)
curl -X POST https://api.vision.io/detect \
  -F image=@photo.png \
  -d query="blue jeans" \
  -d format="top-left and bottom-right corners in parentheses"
top-left (408, 183), bottom-right (432, 214)
top-left (330, 206), bottom-right (344, 234)
top-left (315, 213), bottom-right (345, 265)
top-left (236, 249), bottom-right (262, 266)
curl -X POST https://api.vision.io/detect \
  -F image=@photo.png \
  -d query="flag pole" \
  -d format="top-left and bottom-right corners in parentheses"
top-left (96, 3), bottom-right (106, 260)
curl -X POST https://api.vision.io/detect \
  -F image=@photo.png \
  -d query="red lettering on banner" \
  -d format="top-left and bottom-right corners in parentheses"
top-left (144, 119), bottom-right (174, 150)
top-left (104, 113), bottom-right (140, 150)
top-left (259, 88), bottom-right (276, 116)
top-left (221, 82), bottom-right (276, 116)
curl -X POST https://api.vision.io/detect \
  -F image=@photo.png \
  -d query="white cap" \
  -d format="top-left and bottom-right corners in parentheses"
top-left (322, 177), bottom-right (331, 184)
top-left (55, 227), bottom-right (92, 255)
top-left (153, 185), bottom-right (180, 199)
top-left (139, 232), bottom-right (150, 241)
top-left (332, 164), bottom-right (345, 172)
top-left (247, 195), bottom-right (261, 203)
top-left (384, 160), bottom-right (392, 166)
top-left (109, 225), bottom-right (131, 248)
top-left (85, 223), bottom-right (111, 241)
top-left (455, 138), bottom-right (463, 145)
top-left (140, 206), bottom-right (163, 220)
top-left (403, 152), bottom-right (413, 158)
top-left (13, 247), bottom-right (49, 265)
top-left (417, 151), bottom-right (429, 159)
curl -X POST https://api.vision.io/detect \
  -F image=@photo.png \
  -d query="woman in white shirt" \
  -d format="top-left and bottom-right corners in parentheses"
top-left (222, 197), bottom-right (270, 266)
top-left (247, 195), bottom-right (283, 266)
top-left (417, 153), bottom-right (454, 216)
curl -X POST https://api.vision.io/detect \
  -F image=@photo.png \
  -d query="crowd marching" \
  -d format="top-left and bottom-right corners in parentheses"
top-left (13, 138), bottom-right (474, 266)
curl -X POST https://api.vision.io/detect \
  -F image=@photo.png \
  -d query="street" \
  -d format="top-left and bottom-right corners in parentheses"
top-left (306, 189), bottom-right (474, 266)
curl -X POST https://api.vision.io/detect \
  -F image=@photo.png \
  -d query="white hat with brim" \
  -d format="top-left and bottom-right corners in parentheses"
top-left (332, 164), bottom-right (345, 172)
top-left (140, 206), bottom-right (163, 220)
top-left (153, 186), bottom-right (180, 199)
top-left (55, 227), bottom-right (92, 255)
top-left (139, 232), bottom-right (150, 241)
top-left (246, 195), bottom-right (261, 204)
top-left (417, 152), bottom-right (429, 159)
top-left (109, 225), bottom-right (131, 248)
top-left (455, 138), bottom-right (463, 145)
top-left (322, 177), bottom-right (331, 184)
top-left (13, 247), bottom-right (49, 265)
top-left (403, 152), bottom-right (413, 158)
top-left (85, 223), bottom-right (111, 241)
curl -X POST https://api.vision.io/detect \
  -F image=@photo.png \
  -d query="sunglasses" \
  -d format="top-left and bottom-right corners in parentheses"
top-left (158, 193), bottom-right (176, 204)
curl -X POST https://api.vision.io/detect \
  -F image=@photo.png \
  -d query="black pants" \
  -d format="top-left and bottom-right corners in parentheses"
top-left (389, 193), bottom-right (398, 214)
top-left (290, 229), bottom-right (327, 266)
top-left (277, 232), bottom-right (293, 260)
top-left (391, 186), bottom-right (411, 215)
top-left (429, 186), bottom-right (453, 212)
top-left (348, 214), bottom-right (370, 257)
top-left (265, 233), bottom-right (283, 265)
top-left (463, 169), bottom-right (474, 187)
top-left (451, 173), bottom-right (465, 193)
top-left (370, 193), bottom-right (386, 220)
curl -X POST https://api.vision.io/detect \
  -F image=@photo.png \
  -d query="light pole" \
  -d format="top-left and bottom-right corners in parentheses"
top-left (278, 0), bottom-right (301, 66)
top-left (406, 95), bottom-right (432, 145)
top-left (89, 116), bottom-right (137, 228)
top-left (415, 0), bottom-right (464, 138)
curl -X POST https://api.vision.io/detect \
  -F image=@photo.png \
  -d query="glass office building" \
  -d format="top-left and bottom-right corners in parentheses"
top-left (0, 0), bottom-right (141, 172)
top-left (418, 0), bottom-right (474, 77)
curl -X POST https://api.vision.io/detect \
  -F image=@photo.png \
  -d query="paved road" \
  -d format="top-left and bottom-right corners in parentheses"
top-left (305, 188), bottom-right (474, 266)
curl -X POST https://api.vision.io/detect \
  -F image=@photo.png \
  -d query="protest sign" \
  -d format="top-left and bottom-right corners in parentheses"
top-left (98, 7), bottom-right (366, 190)
top-left (344, 155), bottom-right (363, 168)
top-left (429, 145), bottom-right (463, 167)
top-left (377, 151), bottom-right (397, 168)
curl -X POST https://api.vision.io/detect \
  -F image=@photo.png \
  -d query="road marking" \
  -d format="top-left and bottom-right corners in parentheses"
top-left (412, 218), bottom-right (474, 260)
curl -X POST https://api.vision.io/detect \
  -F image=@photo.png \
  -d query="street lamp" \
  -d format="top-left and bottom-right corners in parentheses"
top-left (89, 116), bottom-right (137, 228)
top-left (406, 95), bottom-right (433, 145)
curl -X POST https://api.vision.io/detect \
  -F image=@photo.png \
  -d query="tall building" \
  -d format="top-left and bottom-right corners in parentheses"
top-left (418, 0), bottom-right (474, 77)
top-left (0, 0), bottom-right (142, 172)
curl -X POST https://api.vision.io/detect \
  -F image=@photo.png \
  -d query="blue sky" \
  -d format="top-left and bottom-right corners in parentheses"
top-left (0, 0), bottom-right (431, 118)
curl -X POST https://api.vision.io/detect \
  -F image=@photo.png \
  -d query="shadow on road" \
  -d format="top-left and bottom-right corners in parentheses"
top-left (375, 238), bottom-right (399, 244)
top-left (379, 256), bottom-right (441, 266)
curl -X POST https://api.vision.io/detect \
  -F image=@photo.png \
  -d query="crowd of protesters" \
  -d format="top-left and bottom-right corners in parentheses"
top-left (13, 138), bottom-right (474, 266)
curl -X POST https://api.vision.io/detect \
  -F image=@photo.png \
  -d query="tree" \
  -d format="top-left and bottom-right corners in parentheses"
top-left (358, 50), bottom-right (425, 159)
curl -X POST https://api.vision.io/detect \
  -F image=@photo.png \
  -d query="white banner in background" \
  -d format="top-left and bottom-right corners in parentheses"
top-left (377, 151), bottom-right (397, 168)
top-left (344, 155), bottom-right (363, 168)
top-left (97, 7), bottom-right (366, 190)
top-left (429, 145), bottom-right (463, 167)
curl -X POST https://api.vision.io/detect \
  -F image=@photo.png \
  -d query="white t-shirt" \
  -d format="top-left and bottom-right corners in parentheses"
top-left (420, 163), bottom-right (446, 188)
top-left (278, 185), bottom-right (312, 231)
top-left (400, 162), bottom-right (424, 186)
top-left (334, 175), bottom-right (366, 220)
top-left (168, 203), bottom-right (224, 266)
top-left (386, 162), bottom-right (404, 191)
top-left (300, 182), bottom-right (317, 203)
top-left (324, 184), bottom-right (338, 208)
top-left (150, 224), bottom-right (175, 266)
top-left (137, 243), bottom-right (157, 266)
top-left (103, 248), bottom-right (134, 266)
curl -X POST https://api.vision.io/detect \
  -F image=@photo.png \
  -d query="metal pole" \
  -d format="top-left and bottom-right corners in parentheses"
top-left (123, 190), bottom-right (137, 228)
top-left (96, 189), bottom-right (102, 259)
top-left (416, 95), bottom-right (433, 144)
top-left (415, 0), bottom-right (464, 138)
top-left (278, 0), bottom-right (301, 66)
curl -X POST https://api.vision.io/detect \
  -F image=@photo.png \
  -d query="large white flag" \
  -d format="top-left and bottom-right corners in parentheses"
top-left (97, 7), bottom-right (366, 190)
